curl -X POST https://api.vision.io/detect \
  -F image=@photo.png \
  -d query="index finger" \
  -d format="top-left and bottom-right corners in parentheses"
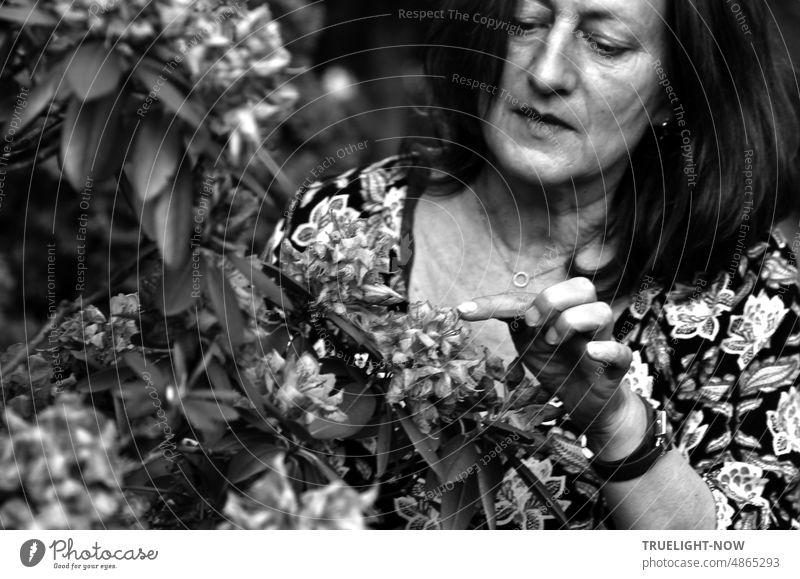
top-left (456, 292), bottom-right (536, 322)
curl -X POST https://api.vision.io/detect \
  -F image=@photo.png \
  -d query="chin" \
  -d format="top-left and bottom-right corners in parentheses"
top-left (494, 146), bottom-right (577, 188)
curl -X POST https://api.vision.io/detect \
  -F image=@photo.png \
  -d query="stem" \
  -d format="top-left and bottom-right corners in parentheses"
top-left (255, 147), bottom-right (295, 198)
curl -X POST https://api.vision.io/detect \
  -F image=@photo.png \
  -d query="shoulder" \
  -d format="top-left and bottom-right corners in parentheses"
top-left (263, 154), bottom-right (415, 261)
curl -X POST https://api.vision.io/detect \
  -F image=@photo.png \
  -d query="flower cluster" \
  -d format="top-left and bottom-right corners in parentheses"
top-left (176, 3), bottom-right (298, 163)
top-left (281, 214), bottom-right (404, 315)
top-left (50, 0), bottom-right (158, 43)
top-left (218, 453), bottom-right (372, 529)
top-left (57, 294), bottom-right (140, 367)
top-left (49, 0), bottom-right (240, 47)
top-left (0, 394), bottom-right (146, 529)
top-left (366, 302), bottom-right (499, 432)
top-left (258, 351), bottom-right (347, 426)
top-left (278, 209), bottom-right (513, 432)
top-left (45, 0), bottom-right (298, 166)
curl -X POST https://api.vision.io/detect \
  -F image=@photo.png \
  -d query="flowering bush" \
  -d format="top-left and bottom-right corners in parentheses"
top-left (0, 0), bottom-right (560, 530)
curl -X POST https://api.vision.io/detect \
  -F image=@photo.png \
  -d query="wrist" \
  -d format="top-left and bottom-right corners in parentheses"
top-left (585, 387), bottom-right (649, 462)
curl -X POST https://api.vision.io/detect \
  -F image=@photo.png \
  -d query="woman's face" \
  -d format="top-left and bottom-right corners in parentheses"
top-left (483, 0), bottom-right (671, 190)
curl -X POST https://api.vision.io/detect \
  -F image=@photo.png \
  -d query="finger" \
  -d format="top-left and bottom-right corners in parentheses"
top-left (531, 277), bottom-right (598, 329)
top-left (543, 302), bottom-right (614, 346)
top-left (584, 341), bottom-right (633, 382)
top-left (456, 292), bottom-right (536, 321)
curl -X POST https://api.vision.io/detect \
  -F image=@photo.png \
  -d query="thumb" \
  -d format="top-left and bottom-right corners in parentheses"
top-left (584, 341), bottom-right (633, 382)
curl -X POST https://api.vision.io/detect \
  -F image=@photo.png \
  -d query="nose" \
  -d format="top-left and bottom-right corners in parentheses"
top-left (526, 17), bottom-right (579, 95)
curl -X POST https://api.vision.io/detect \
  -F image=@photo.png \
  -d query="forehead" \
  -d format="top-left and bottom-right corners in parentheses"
top-left (518, 0), bottom-right (668, 29)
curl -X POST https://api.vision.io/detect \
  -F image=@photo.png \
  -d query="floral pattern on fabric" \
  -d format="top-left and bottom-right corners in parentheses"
top-left (720, 292), bottom-right (788, 370)
top-left (271, 155), bottom-right (800, 530)
top-left (495, 457), bottom-right (572, 530)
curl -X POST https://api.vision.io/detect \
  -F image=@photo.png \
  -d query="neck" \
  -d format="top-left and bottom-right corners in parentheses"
top-left (471, 165), bottom-right (624, 256)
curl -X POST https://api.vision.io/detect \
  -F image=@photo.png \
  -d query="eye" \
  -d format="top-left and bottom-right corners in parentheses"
top-left (582, 32), bottom-right (627, 58)
top-left (511, 17), bottom-right (550, 36)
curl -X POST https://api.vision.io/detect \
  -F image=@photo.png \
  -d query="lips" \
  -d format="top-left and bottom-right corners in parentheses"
top-left (515, 107), bottom-right (575, 131)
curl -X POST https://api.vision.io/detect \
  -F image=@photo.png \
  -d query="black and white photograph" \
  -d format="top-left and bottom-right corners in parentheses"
top-left (1, 0), bottom-right (799, 575)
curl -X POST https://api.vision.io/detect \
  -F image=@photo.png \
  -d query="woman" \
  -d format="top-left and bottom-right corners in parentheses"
top-left (271, 0), bottom-right (800, 529)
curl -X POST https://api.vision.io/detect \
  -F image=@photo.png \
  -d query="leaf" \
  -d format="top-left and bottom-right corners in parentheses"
top-left (66, 42), bottom-right (123, 101)
top-left (3, 60), bottom-right (67, 136)
top-left (375, 407), bottom-right (393, 478)
top-left (440, 434), bottom-right (480, 485)
top-left (295, 448), bottom-right (345, 484)
top-left (59, 94), bottom-right (123, 190)
top-left (122, 351), bottom-right (168, 390)
top-left (137, 161), bottom-right (193, 270)
top-left (741, 356), bottom-right (800, 396)
top-left (476, 447), bottom-right (504, 530)
top-left (226, 444), bottom-right (285, 483)
top-left (133, 59), bottom-right (205, 129)
top-left (681, 423), bottom-right (708, 453)
top-left (396, 406), bottom-right (445, 481)
top-left (126, 110), bottom-right (183, 205)
top-left (183, 399), bottom-right (239, 431)
top-left (205, 360), bottom-right (233, 392)
top-left (226, 253), bottom-right (294, 313)
top-left (188, 389), bottom-right (240, 404)
top-left (440, 476), bottom-right (480, 530)
top-left (76, 366), bottom-right (135, 393)
top-left (202, 254), bottom-right (245, 348)
top-left (307, 382), bottom-right (378, 440)
top-left (236, 372), bottom-right (265, 411)
top-left (0, 5), bottom-right (58, 26)
top-left (155, 258), bottom-right (198, 316)
top-left (326, 311), bottom-right (382, 360)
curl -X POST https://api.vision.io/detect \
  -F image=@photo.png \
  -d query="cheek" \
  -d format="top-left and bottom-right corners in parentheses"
top-left (590, 82), bottom-right (658, 138)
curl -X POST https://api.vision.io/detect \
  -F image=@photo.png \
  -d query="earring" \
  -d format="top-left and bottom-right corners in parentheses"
top-left (656, 118), bottom-right (676, 141)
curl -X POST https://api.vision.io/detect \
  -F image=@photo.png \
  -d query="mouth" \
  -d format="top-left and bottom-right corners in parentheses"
top-left (514, 107), bottom-right (575, 131)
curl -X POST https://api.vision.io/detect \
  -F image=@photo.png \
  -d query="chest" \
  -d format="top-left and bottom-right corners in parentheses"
top-left (406, 196), bottom-right (630, 361)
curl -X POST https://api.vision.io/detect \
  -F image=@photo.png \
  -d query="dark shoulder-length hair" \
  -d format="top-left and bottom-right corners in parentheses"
top-left (405, 0), bottom-right (800, 295)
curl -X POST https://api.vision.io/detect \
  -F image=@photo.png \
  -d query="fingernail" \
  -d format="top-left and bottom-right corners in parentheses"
top-left (586, 341), bottom-right (614, 361)
top-left (525, 306), bottom-right (542, 327)
top-left (457, 301), bottom-right (478, 316)
top-left (545, 326), bottom-right (559, 345)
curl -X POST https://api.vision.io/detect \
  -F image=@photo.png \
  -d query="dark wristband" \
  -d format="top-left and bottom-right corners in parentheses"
top-left (590, 395), bottom-right (671, 482)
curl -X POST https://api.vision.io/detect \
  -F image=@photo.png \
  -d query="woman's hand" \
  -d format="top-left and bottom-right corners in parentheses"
top-left (457, 277), bottom-right (647, 461)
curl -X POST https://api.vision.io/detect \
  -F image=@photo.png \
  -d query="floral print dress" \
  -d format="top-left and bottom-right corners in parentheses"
top-left (267, 155), bottom-right (800, 530)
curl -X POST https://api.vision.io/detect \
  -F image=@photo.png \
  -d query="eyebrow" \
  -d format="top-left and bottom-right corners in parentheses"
top-left (521, 0), bottom-right (629, 26)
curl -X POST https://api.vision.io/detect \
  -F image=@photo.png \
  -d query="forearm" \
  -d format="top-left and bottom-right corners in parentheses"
top-left (585, 387), bottom-right (716, 529)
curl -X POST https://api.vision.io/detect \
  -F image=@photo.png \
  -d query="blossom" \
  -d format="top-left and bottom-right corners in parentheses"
top-left (620, 350), bottom-right (656, 406)
top-left (260, 351), bottom-right (346, 425)
top-left (761, 250), bottom-right (799, 289)
top-left (721, 291), bottom-right (789, 370)
top-left (664, 274), bottom-right (735, 341)
top-left (0, 394), bottom-right (145, 529)
top-left (765, 387), bottom-right (800, 456)
top-left (218, 454), bottom-right (372, 529)
top-left (57, 294), bottom-right (139, 367)
top-left (282, 210), bottom-right (402, 313)
top-left (713, 461), bottom-right (771, 528)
